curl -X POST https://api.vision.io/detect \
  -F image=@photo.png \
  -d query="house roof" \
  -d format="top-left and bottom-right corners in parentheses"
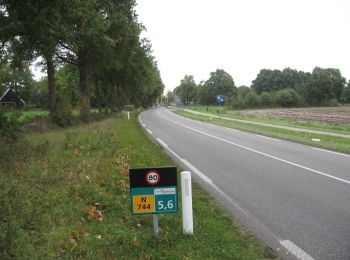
top-left (0, 88), bottom-right (10, 101)
top-left (0, 87), bottom-right (25, 105)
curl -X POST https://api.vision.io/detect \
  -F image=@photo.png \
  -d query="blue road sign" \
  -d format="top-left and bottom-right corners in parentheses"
top-left (216, 95), bottom-right (224, 103)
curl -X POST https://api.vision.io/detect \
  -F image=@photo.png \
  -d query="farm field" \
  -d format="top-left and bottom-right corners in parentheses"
top-left (234, 106), bottom-right (350, 125)
top-left (186, 105), bottom-right (350, 135)
top-left (176, 107), bottom-right (350, 154)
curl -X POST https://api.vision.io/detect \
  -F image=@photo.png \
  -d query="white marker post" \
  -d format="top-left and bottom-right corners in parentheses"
top-left (181, 171), bottom-right (193, 235)
top-left (153, 215), bottom-right (159, 239)
top-left (127, 111), bottom-right (130, 120)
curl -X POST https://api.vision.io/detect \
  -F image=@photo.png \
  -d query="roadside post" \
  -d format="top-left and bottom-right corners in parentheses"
top-left (127, 111), bottom-right (130, 120)
top-left (129, 167), bottom-right (178, 239)
top-left (181, 171), bottom-right (193, 235)
top-left (216, 95), bottom-right (224, 116)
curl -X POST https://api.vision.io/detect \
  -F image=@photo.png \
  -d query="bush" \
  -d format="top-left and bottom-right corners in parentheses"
top-left (0, 109), bottom-right (23, 143)
top-left (259, 92), bottom-right (274, 107)
top-left (275, 89), bottom-right (301, 107)
top-left (244, 92), bottom-right (259, 108)
top-left (228, 97), bottom-right (246, 110)
top-left (53, 97), bottom-right (73, 127)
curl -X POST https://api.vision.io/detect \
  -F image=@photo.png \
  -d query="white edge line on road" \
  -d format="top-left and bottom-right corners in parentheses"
top-left (256, 134), bottom-right (281, 141)
top-left (280, 240), bottom-right (314, 260)
top-left (146, 129), bottom-right (152, 135)
top-left (181, 159), bottom-right (213, 184)
top-left (313, 147), bottom-right (350, 158)
top-left (142, 123), bottom-right (145, 127)
top-left (157, 110), bottom-right (350, 185)
top-left (155, 138), bottom-right (255, 226)
top-left (156, 138), bottom-right (168, 148)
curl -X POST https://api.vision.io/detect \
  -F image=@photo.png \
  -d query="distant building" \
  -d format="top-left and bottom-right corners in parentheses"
top-left (0, 87), bottom-right (25, 107)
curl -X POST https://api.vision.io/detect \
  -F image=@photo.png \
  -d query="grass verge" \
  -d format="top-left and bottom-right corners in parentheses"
top-left (187, 106), bottom-right (350, 135)
top-left (176, 109), bottom-right (350, 154)
top-left (0, 113), bottom-right (275, 259)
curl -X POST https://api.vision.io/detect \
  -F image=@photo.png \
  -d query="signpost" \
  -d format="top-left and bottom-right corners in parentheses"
top-left (129, 167), bottom-right (178, 238)
top-left (216, 95), bottom-right (224, 115)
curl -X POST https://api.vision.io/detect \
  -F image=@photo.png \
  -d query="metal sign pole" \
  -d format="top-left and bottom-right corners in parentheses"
top-left (153, 214), bottom-right (159, 239)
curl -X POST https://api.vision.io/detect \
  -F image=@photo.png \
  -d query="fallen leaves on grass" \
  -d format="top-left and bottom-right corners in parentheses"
top-left (87, 205), bottom-right (103, 221)
top-left (114, 150), bottom-right (130, 176)
top-left (116, 179), bottom-right (129, 193)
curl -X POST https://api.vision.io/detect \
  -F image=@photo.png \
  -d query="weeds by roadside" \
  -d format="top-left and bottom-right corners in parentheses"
top-left (0, 114), bottom-right (275, 259)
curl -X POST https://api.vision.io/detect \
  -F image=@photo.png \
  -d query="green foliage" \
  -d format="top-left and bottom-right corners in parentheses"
top-left (0, 116), bottom-right (274, 259)
top-left (52, 97), bottom-right (73, 127)
top-left (237, 85), bottom-right (251, 98)
top-left (341, 83), bottom-right (350, 103)
top-left (0, 109), bottom-right (23, 142)
top-left (197, 69), bottom-right (236, 105)
top-left (305, 67), bottom-right (345, 105)
top-left (244, 92), bottom-right (259, 107)
top-left (259, 92), bottom-right (274, 107)
top-left (275, 89), bottom-right (301, 107)
top-left (174, 75), bottom-right (197, 104)
top-left (251, 68), bottom-right (310, 95)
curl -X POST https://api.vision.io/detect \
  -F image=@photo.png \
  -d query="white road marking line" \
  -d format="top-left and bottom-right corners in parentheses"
top-left (280, 240), bottom-right (314, 260)
top-left (256, 134), bottom-right (281, 141)
top-left (146, 129), bottom-right (152, 135)
top-left (313, 148), bottom-right (350, 158)
top-left (155, 136), bottom-right (280, 246)
top-left (156, 138), bottom-right (168, 148)
top-left (181, 159), bottom-right (213, 184)
top-left (155, 138), bottom-right (182, 159)
top-left (142, 123), bottom-right (146, 127)
top-left (157, 110), bottom-right (350, 185)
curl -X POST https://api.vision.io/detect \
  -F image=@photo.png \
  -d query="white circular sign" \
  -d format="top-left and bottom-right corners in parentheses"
top-left (145, 170), bottom-right (160, 185)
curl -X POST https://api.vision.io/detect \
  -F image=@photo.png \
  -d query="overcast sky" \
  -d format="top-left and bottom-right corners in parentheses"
top-left (135, 0), bottom-right (350, 93)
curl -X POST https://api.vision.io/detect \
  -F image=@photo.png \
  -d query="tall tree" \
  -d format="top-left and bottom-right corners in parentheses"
top-left (305, 67), bottom-right (345, 105)
top-left (199, 69), bottom-right (236, 105)
top-left (0, 0), bottom-right (66, 116)
top-left (174, 75), bottom-right (197, 104)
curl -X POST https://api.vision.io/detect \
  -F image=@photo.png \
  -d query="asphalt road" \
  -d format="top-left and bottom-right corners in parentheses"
top-left (139, 107), bottom-right (350, 260)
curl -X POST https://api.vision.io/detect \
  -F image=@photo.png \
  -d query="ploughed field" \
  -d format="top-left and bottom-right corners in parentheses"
top-left (233, 106), bottom-right (350, 125)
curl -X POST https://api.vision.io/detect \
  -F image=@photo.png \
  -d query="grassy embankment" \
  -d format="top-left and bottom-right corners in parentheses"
top-left (4, 109), bottom-right (101, 122)
top-left (187, 105), bottom-right (350, 135)
top-left (0, 113), bottom-right (275, 259)
top-left (176, 108), bottom-right (350, 154)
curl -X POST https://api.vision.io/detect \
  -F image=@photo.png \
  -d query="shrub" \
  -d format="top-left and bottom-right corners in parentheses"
top-left (244, 92), bottom-right (259, 108)
top-left (228, 97), bottom-right (246, 110)
top-left (0, 109), bottom-right (23, 142)
top-left (53, 97), bottom-right (73, 127)
top-left (275, 89), bottom-right (301, 107)
top-left (259, 92), bottom-right (274, 107)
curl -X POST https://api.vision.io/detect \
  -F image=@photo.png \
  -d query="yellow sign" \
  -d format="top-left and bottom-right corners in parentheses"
top-left (133, 195), bottom-right (155, 213)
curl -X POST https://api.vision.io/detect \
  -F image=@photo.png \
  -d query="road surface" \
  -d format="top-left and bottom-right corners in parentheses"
top-left (139, 107), bottom-right (350, 260)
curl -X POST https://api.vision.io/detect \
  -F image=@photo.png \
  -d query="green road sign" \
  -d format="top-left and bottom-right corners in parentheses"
top-left (129, 167), bottom-right (178, 215)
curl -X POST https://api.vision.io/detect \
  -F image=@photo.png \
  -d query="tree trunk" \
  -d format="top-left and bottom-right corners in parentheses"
top-left (94, 77), bottom-right (102, 113)
top-left (45, 54), bottom-right (56, 116)
top-left (78, 61), bottom-right (90, 122)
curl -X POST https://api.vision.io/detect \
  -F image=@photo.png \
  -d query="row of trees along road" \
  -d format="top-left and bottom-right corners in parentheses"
top-left (173, 68), bottom-right (350, 108)
top-left (0, 0), bottom-right (164, 121)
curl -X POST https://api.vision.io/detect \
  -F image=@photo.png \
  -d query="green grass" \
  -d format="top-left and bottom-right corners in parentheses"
top-left (176, 109), bottom-right (350, 154)
top-left (0, 113), bottom-right (274, 259)
top-left (3, 109), bottom-right (101, 123)
top-left (187, 105), bottom-right (350, 135)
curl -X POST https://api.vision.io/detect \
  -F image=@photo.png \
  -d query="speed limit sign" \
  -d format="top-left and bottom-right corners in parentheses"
top-left (129, 167), bottom-right (178, 215)
top-left (145, 170), bottom-right (160, 185)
